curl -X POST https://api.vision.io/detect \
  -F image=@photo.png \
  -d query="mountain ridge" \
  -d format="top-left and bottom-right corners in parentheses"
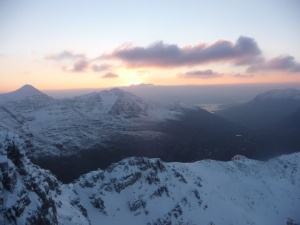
top-left (0, 85), bottom-right (255, 182)
top-left (254, 88), bottom-right (300, 101)
top-left (216, 88), bottom-right (300, 130)
top-left (1, 127), bottom-right (299, 225)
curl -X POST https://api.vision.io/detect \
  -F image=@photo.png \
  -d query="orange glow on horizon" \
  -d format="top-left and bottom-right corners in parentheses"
top-left (1, 59), bottom-right (300, 94)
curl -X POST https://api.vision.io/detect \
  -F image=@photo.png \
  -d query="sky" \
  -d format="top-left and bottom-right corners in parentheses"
top-left (1, 0), bottom-right (300, 93)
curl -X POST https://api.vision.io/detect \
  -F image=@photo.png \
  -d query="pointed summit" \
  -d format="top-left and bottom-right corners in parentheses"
top-left (13, 84), bottom-right (44, 96)
top-left (0, 84), bottom-right (52, 102)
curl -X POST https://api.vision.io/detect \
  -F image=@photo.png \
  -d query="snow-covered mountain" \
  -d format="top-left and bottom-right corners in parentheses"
top-left (1, 127), bottom-right (299, 225)
top-left (0, 84), bottom-right (52, 102)
top-left (0, 85), bottom-right (180, 158)
top-left (0, 84), bottom-right (54, 112)
top-left (0, 85), bottom-right (255, 182)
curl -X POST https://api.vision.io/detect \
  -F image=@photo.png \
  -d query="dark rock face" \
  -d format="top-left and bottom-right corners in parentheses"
top-left (0, 132), bottom-right (90, 225)
top-left (2, 144), bottom-right (59, 225)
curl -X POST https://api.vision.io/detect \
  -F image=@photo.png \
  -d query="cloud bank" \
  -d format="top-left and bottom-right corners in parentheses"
top-left (45, 37), bottom-right (300, 78)
top-left (106, 36), bottom-right (262, 68)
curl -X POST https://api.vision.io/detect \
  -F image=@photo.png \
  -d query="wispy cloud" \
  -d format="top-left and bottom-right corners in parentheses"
top-left (178, 69), bottom-right (223, 79)
top-left (62, 60), bottom-right (89, 72)
top-left (101, 72), bottom-right (119, 78)
top-left (247, 55), bottom-right (300, 73)
top-left (105, 36), bottom-right (262, 68)
top-left (92, 64), bottom-right (112, 72)
top-left (72, 60), bottom-right (89, 72)
top-left (129, 83), bottom-right (154, 87)
top-left (45, 50), bottom-right (86, 61)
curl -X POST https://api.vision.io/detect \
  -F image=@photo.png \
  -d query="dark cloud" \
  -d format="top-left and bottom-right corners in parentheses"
top-left (247, 55), bottom-right (300, 73)
top-left (102, 72), bottom-right (119, 78)
top-left (232, 73), bottom-right (254, 78)
top-left (92, 64), bottom-right (112, 72)
top-left (178, 69), bottom-right (223, 79)
top-left (45, 51), bottom-right (86, 61)
top-left (70, 60), bottom-right (89, 72)
top-left (106, 36), bottom-right (262, 68)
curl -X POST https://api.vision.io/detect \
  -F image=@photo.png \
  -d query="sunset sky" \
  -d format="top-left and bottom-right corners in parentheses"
top-left (1, 0), bottom-right (300, 92)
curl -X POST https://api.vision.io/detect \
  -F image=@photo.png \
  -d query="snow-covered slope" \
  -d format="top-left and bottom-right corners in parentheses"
top-left (73, 155), bottom-right (300, 225)
top-left (1, 127), bottom-right (299, 225)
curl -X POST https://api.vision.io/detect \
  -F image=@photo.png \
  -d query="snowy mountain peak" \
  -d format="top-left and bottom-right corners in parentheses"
top-left (9, 84), bottom-right (46, 97)
top-left (254, 88), bottom-right (300, 101)
top-left (100, 88), bottom-right (127, 97)
top-left (0, 85), bottom-right (53, 113)
top-left (96, 88), bottom-right (148, 117)
top-left (0, 84), bottom-right (52, 102)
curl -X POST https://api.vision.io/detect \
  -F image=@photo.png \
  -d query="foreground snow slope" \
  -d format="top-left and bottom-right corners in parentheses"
top-left (1, 127), bottom-right (299, 225)
top-left (74, 154), bottom-right (300, 225)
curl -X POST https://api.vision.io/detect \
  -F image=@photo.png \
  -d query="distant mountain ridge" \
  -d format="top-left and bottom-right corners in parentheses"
top-left (0, 85), bottom-right (159, 157)
top-left (216, 88), bottom-right (300, 130)
top-left (0, 85), bottom-right (254, 182)
top-left (254, 88), bottom-right (300, 100)
top-left (216, 88), bottom-right (300, 159)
